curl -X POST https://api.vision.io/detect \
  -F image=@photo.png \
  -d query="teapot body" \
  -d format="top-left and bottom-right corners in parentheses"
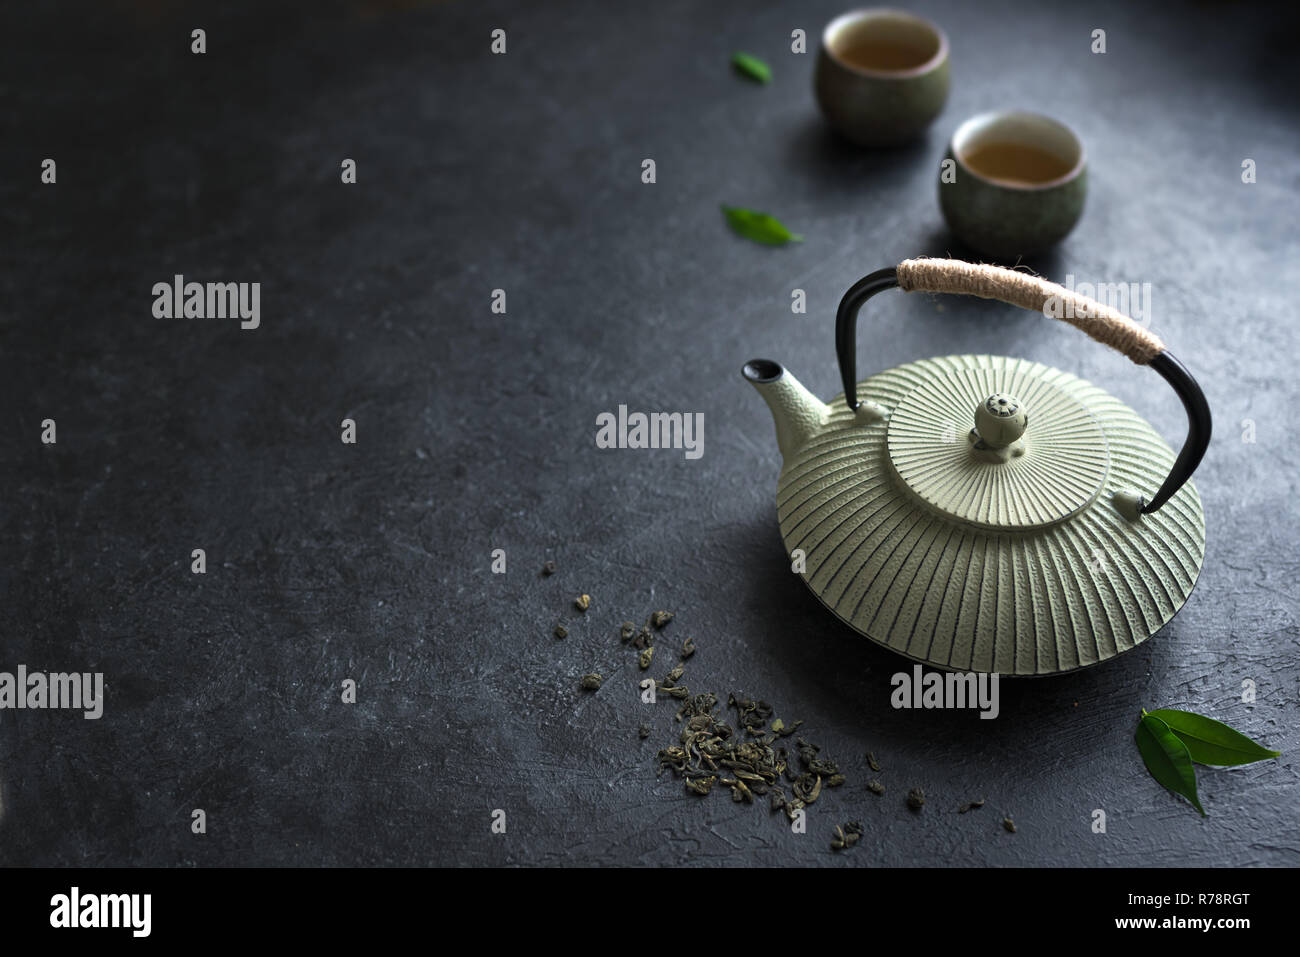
top-left (771, 354), bottom-right (1204, 676)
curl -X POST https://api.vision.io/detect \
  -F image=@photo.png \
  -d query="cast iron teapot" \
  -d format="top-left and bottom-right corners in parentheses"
top-left (744, 259), bottom-right (1210, 676)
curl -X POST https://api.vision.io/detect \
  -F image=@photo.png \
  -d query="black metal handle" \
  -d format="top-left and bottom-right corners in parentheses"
top-left (834, 266), bottom-right (1211, 516)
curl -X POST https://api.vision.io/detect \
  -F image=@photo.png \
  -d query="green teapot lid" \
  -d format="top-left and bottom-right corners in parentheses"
top-left (887, 366), bottom-right (1109, 530)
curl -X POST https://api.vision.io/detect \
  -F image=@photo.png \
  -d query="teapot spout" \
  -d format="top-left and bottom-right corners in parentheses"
top-left (742, 359), bottom-right (831, 461)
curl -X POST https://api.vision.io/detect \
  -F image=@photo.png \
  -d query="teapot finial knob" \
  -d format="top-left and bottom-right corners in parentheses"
top-left (973, 393), bottom-right (1028, 449)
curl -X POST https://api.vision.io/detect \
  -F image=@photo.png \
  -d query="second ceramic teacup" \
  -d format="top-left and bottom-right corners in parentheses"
top-left (939, 110), bottom-right (1088, 258)
top-left (813, 8), bottom-right (950, 147)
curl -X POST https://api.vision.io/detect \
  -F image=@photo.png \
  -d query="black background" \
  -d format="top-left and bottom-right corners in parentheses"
top-left (1, 0), bottom-right (1296, 867)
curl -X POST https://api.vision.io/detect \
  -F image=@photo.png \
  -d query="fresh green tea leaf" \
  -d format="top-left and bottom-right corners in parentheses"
top-left (1136, 713), bottom-right (1205, 816)
top-left (1148, 709), bottom-right (1281, 766)
top-left (721, 205), bottom-right (803, 245)
top-left (731, 52), bottom-right (771, 84)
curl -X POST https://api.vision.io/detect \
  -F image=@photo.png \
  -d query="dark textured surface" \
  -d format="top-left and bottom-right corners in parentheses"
top-left (1, 0), bottom-right (1297, 867)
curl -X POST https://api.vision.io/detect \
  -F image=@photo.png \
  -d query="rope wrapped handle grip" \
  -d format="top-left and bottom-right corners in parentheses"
top-left (897, 258), bottom-right (1165, 364)
top-left (834, 259), bottom-right (1211, 516)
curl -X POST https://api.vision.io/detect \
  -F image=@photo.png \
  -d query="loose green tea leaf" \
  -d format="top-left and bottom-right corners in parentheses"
top-left (580, 673), bottom-right (603, 691)
top-left (730, 777), bottom-right (754, 803)
top-left (574, 594), bottom-right (591, 612)
top-left (638, 724), bottom-right (651, 740)
top-left (553, 624), bottom-right (568, 639)
top-left (639, 646), bottom-right (654, 670)
top-left (541, 561), bottom-right (556, 576)
top-left (1148, 708), bottom-right (1281, 766)
top-left (1135, 712), bottom-right (1205, 816)
top-left (867, 779), bottom-right (885, 796)
top-left (681, 636), bottom-right (696, 658)
top-left (654, 689), bottom-right (842, 831)
top-left (731, 693), bottom-right (774, 733)
top-left (721, 205), bottom-right (803, 246)
top-left (793, 772), bottom-right (822, 804)
top-left (651, 610), bottom-right (674, 629)
top-left (1002, 818), bottom-right (1017, 833)
top-left (685, 776), bottom-right (716, 796)
top-left (620, 621), bottom-right (636, 642)
top-left (830, 820), bottom-right (863, 851)
top-left (795, 737), bottom-right (840, 777)
top-left (866, 751), bottom-right (881, 772)
top-left (731, 51), bottom-right (772, 84)
top-left (957, 798), bottom-right (985, 813)
top-left (906, 787), bottom-right (925, 810)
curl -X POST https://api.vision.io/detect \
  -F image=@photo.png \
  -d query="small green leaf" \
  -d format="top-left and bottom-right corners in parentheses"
top-left (721, 205), bottom-right (802, 245)
top-left (1135, 713), bottom-right (1205, 816)
top-left (731, 52), bottom-right (771, 84)
top-left (1148, 708), bottom-right (1281, 766)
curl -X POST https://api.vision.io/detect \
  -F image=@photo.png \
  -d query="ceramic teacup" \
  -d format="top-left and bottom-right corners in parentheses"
top-left (813, 9), bottom-right (950, 148)
top-left (939, 110), bottom-right (1087, 258)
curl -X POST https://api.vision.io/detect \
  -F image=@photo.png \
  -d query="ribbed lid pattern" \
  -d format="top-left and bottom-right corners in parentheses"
top-left (886, 366), bottom-right (1108, 529)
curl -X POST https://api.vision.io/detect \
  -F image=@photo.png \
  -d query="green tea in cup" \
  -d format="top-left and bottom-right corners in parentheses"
top-left (960, 141), bottom-right (1078, 188)
top-left (814, 9), bottom-right (950, 148)
top-left (939, 110), bottom-right (1087, 258)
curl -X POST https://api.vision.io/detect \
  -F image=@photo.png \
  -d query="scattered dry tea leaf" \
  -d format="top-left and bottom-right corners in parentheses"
top-left (574, 594), bottom-right (591, 612)
top-left (795, 737), bottom-right (840, 777)
top-left (730, 778), bottom-right (754, 803)
top-left (620, 621), bottom-right (636, 642)
top-left (685, 776), bottom-right (715, 796)
top-left (731, 694), bottom-right (774, 734)
top-left (957, 798), bottom-right (986, 813)
top-left (580, 673), bottom-right (603, 691)
top-left (638, 724), bottom-right (651, 740)
top-left (653, 689), bottom-right (842, 832)
top-left (907, 787), bottom-right (925, 810)
top-left (793, 773), bottom-right (823, 804)
top-left (681, 636), bottom-right (696, 658)
top-left (541, 561), bottom-right (556, 576)
top-left (867, 779), bottom-right (885, 796)
top-left (553, 624), bottom-right (568, 639)
top-left (866, 751), bottom-right (881, 772)
top-left (639, 646), bottom-right (654, 670)
top-left (830, 820), bottom-right (864, 852)
top-left (650, 610), bottom-right (674, 628)
top-left (1003, 817), bottom-right (1017, 833)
